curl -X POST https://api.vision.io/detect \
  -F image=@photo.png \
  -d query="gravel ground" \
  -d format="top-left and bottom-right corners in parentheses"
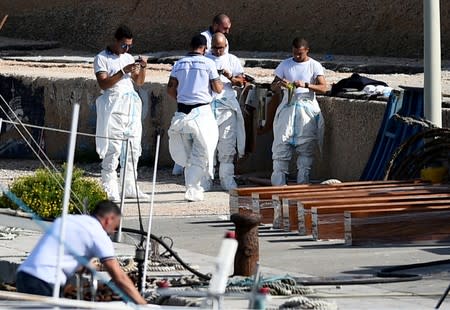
top-left (1, 59), bottom-right (450, 95)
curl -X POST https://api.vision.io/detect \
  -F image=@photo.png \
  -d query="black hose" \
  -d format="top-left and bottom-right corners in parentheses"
top-left (122, 228), bottom-right (450, 287)
top-left (296, 259), bottom-right (450, 286)
top-left (129, 143), bottom-right (145, 247)
top-left (295, 275), bottom-right (421, 286)
top-left (122, 227), bottom-right (211, 280)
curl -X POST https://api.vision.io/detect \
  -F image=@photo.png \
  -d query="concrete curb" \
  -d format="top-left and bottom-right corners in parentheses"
top-left (0, 208), bottom-right (32, 219)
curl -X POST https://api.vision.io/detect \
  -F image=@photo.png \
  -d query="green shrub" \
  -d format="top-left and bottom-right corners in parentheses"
top-left (0, 165), bottom-right (107, 219)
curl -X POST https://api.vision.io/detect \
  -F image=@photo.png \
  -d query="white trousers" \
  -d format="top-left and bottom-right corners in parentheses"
top-left (271, 96), bottom-right (322, 186)
top-left (216, 109), bottom-right (238, 190)
top-left (211, 89), bottom-right (245, 191)
top-left (97, 91), bottom-right (142, 199)
top-left (271, 142), bottom-right (316, 186)
top-left (168, 105), bottom-right (218, 201)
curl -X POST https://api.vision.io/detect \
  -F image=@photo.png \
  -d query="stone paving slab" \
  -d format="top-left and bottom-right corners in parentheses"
top-left (2, 214), bottom-right (450, 309)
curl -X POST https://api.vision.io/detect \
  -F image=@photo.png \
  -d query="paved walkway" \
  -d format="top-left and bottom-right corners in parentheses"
top-left (1, 211), bottom-right (450, 309)
top-left (1, 161), bottom-right (450, 308)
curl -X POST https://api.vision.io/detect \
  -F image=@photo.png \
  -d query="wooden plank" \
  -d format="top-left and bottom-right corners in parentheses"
top-left (312, 199), bottom-right (450, 240)
top-left (229, 179), bottom-right (420, 197)
top-left (230, 180), bottom-right (424, 214)
top-left (345, 208), bottom-right (450, 245)
top-left (229, 193), bottom-right (254, 215)
top-left (260, 208), bottom-right (274, 224)
top-left (236, 202), bottom-right (272, 224)
top-left (233, 181), bottom-right (444, 230)
top-left (251, 182), bottom-right (427, 200)
top-left (281, 198), bottom-right (299, 231)
top-left (271, 185), bottom-right (448, 232)
top-left (298, 192), bottom-right (450, 235)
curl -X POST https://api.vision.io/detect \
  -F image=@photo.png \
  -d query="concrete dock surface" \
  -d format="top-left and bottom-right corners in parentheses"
top-left (1, 209), bottom-right (450, 309)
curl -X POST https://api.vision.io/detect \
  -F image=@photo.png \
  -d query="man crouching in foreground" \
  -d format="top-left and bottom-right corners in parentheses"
top-left (16, 200), bottom-right (147, 304)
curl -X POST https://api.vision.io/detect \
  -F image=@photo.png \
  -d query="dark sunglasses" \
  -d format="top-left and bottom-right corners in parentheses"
top-left (120, 43), bottom-right (133, 50)
top-left (212, 46), bottom-right (226, 50)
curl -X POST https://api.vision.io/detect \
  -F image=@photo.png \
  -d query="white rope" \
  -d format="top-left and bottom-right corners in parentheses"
top-left (0, 226), bottom-right (23, 240)
top-left (278, 296), bottom-right (338, 310)
top-left (1, 118), bottom-right (125, 141)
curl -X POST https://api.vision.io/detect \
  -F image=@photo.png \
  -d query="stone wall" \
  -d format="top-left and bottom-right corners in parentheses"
top-left (7, 73), bottom-right (450, 181)
top-left (1, 0), bottom-right (449, 58)
top-left (0, 74), bottom-right (169, 167)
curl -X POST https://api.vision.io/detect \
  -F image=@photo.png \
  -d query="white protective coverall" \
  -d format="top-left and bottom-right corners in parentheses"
top-left (168, 105), bottom-right (219, 201)
top-left (271, 57), bottom-right (325, 185)
top-left (94, 48), bottom-right (147, 201)
top-left (95, 84), bottom-right (145, 200)
top-left (207, 53), bottom-right (245, 190)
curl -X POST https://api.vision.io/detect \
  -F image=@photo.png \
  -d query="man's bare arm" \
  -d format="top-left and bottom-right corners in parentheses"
top-left (167, 76), bottom-right (178, 100)
top-left (96, 63), bottom-right (138, 90)
top-left (270, 76), bottom-right (290, 92)
top-left (310, 75), bottom-right (328, 94)
top-left (230, 74), bottom-right (245, 87)
top-left (131, 57), bottom-right (148, 86)
top-left (295, 75), bottom-right (327, 94)
top-left (103, 259), bottom-right (147, 305)
top-left (211, 78), bottom-right (223, 94)
top-left (95, 71), bottom-right (124, 91)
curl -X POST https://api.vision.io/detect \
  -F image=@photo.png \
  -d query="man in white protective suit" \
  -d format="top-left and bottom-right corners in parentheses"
top-left (201, 13), bottom-right (231, 54)
top-left (94, 25), bottom-right (149, 201)
top-left (171, 14), bottom-right (232, 177)
top-left (270, 38), bottom-right (327, 185)
top-left (166, 34), bottom-right (223, 201)
top-left (205, 33), bottom-right (246, 191)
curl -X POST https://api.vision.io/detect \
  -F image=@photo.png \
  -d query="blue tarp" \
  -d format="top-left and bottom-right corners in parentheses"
top-left (360, 87), bottom-right (424, 180)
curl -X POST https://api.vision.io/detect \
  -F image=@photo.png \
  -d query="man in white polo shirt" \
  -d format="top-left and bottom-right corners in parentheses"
top-left (16, 200), bottom-right (146, 304)
top-left (169, 14), bottom-right (231, 177)
top-left (167, 34), bottom-right (223, 201)
top-left (206, 33), bottom-right (245, 191)
top-left (94, 25), bottom-right (149, 201)
top-left (201, 13), bottom-right (231, 54)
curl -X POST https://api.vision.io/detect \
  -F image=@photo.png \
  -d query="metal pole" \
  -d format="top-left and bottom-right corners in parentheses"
top-left (115, 138), bottom-right (130, 243)
top-left (53, 103), bottom-right (80, 298)
top-left (424, 0), bottom-right (442, 127)
top-left (140, 134), bottom-right (161, 294)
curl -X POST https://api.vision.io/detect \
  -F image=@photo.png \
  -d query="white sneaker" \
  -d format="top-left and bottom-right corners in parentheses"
top-left (109, 193), bottom-right (121, 202)
top-left (184, 187), bottom-right (204, 202)
top-left (125, 188), bottom-right (150, 200)
top-left (103, 185), bottom-right (120, 202)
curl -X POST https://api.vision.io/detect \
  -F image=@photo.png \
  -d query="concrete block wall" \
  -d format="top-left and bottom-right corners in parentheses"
top-left (1, 0), bottom-right (449, 58)
top-left (1, 73), bottom-right (449, 181)
top-left (0, 74), bottom-right (172, 165)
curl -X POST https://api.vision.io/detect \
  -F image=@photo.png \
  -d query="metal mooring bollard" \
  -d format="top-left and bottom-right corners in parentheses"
top-left (230, 213), bottom-right (261, 276)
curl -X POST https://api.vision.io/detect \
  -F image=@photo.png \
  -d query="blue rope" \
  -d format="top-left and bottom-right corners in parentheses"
top-left (227, 274), bottom-right (297, 287)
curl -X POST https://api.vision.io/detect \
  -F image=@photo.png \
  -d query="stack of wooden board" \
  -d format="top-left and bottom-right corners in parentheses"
top-left (229, 180), bottom-right (450, 245)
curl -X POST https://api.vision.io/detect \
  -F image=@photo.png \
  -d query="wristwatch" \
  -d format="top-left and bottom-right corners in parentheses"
top-left (304, 82), bottom-right (309, 89)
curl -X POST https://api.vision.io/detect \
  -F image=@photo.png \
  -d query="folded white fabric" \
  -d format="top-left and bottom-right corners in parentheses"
top-left (363, 85), bottom-right (393, 97)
